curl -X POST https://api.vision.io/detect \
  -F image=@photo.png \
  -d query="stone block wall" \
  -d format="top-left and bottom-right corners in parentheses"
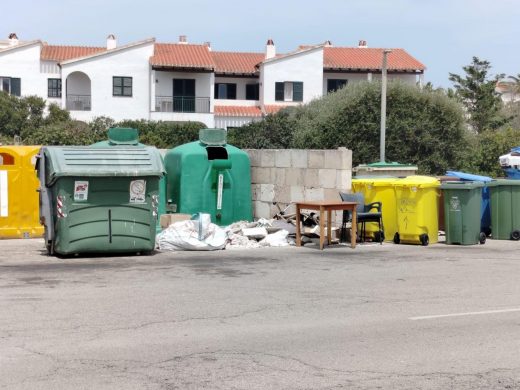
top-left (245, 148), bottom-right (353, 222)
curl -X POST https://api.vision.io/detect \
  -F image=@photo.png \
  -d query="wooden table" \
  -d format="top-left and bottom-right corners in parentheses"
top-left (295, 201), bottom-right (357, 250)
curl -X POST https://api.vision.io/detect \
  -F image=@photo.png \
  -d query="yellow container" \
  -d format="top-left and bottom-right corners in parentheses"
top-left (393, 176), bottom-right (440, 245)
top-left (0, 145), bottom-right (44, 239)
top-left (352, 177), bottom-right (399, 242)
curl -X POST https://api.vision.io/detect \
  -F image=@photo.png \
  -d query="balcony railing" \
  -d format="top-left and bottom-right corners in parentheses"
top-left (155, 96), bottom-right (210, 113)
top-left (66, 95), bottom-right (91, 111)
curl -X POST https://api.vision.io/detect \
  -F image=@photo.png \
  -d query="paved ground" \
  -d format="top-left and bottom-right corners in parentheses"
top-left (1, 239), bottom-right (520, 389)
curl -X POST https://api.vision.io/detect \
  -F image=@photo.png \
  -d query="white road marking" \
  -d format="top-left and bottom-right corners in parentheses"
top-left (410, 308), bottom-right (520, 321)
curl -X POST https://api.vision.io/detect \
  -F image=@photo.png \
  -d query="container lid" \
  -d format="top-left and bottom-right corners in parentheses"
top-left (107, 127), bottom-right (140, 145)
top-left (440, 181), bottom-right (484, 190)
top-left (353, 177), bottom-right (399, 186)
top-left (396, 175), bottom-right (440, 188)
top-left (486, 179), bottom-right (520, 186)
top-left (199, 128), bottom-right (227, 146)
top-left (41, 146), bottom-right (165, 184)
top-left (445, 170), bottom-right (492, 182)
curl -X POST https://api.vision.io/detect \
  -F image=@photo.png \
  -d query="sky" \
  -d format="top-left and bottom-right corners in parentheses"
top-left (2, 0), bottom-right (519, 87)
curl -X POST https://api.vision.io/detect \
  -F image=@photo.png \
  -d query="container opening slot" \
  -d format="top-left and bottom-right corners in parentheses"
top-left (0, 153), bottom-right (14, 165)
top-left (206, 147), bottom-right (228, 160)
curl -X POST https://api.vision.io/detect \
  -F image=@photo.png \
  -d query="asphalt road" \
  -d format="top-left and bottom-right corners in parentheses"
top-left (1, 239), bottom-right (520, 389)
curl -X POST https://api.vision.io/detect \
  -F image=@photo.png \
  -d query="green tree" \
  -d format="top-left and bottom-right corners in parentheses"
top-left (230, 81), bottom-right (470, 174)
top-left (449, 57), bottom-right (506, 133)
top-left (227, 110), bottom-right (297, 149)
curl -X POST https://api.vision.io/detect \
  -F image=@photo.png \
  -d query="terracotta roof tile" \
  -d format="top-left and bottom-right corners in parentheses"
top-left (214, 105), bottom-right (263, 117)
top-left (212, 51), bottom-right (264, 75)
top-left (151, 43), bottom-right (214, 69)
top-left (41, 45), bottom-right (105, 61)
top-left (324, 47), bottom-right (425, 71)
top-left (263, 105), bottom-right (290, 114)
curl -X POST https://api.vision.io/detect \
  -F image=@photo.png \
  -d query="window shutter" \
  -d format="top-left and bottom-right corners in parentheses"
top-left (275, 82), bottom-right (284, 101)
top-left (10, 78), bottom-right (21, 97)
top-left (293, 82), bottom-right (303, 102)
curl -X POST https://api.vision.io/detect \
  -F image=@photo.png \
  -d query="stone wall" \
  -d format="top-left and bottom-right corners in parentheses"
top-left (245, 148), bottom-right (352, 221)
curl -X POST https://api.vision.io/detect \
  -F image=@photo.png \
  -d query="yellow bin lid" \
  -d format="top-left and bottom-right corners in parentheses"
top-left (396, 175), bottom-right (440, 188)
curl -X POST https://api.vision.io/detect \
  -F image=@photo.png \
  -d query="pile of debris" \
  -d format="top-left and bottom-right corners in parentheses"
top-left (156, 215), bottom-right (297, 251)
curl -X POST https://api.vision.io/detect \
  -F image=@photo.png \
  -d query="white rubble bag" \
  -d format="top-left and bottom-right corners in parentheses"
top-left (156, 215), bottom-right (227, 251)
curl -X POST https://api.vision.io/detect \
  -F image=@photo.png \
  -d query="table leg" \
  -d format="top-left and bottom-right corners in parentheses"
top-left (351, 207), bottom-right (357, 249)
top-left (327, 210), bottom-right (332, 245)
top-left (319, 206), bottom-right (325, 250)
top-left (296, 204), bottom-right (301, 247)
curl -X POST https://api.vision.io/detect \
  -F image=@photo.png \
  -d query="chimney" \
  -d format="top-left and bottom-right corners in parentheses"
top-left (8, 33), bottom-right (18, 46)
top-left (265, 38), bottom-right (275, 59)
top-left (358, 40), bottom-right (367, 48)
top-left (179, 35), bottom-right (187, 44)
top-left (324, 40), bottom-right (332, 47)
top-left (204, 41), bottom-right (211, 51)
top-left (106, 34), bottom-right (117, 50)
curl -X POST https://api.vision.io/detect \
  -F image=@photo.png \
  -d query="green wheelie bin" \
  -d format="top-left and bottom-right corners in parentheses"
top-left (488, 180), bottom-right (520, 240)
top-left (440, 181), bottom-right (486, 245)
top-left (37, 146), bottom-right (164, 255)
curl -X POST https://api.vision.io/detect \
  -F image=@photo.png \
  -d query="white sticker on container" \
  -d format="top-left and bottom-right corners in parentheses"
top-left (217, 174), bottom-right (223, 210)
top-left (0, 171), bottom-right (8, 217)
top-left (130, 180), bottom-right (146, 203)
top-left (74, 181), bottom-right (89, 201)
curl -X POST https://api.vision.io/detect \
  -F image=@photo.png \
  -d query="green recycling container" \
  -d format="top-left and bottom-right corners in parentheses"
top-left (37, 146), bottom-right (165, 255)
top-left (488, 180), bottom-right (520, 240)
top-left (164, 128), bottom-right (252, 226)
top-left (440, 181), bottom-right (485, 245)
top-left (91, 127), bottom-right (166, 233)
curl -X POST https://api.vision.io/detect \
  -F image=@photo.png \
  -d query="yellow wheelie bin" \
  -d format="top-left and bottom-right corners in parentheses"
top-left (352, 177), bottom-right (399, 242)
top-left (393, 176), bottom-right (440, 246)
top-left (0, 145), bottom-right (43, 238)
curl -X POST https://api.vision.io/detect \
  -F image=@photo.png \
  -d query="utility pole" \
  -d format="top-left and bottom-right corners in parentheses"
top-left (380, 49), bottom-right (392, 163)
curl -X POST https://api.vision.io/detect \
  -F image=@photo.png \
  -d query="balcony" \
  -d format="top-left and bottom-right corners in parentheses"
top-left (66, 94), bottom-right (91, 111)
top-left (155, 96), bottom-right (210, 113)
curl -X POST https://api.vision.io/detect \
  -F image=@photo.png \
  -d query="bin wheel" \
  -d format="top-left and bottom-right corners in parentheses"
top-left (420, 234), bottom-right (429, 246)
top-left (45, 240), bottom-right (54, 255)
top-left (483, 227), bottom-right (492, 237)
top-left (393, 232), bottom-right (400, 244)
top-left (374, 230), bottom-right (385, 243)
top-left (511, 230), bottom-right (520, 241)
top-left (479, 232), bottom-right (487, 244)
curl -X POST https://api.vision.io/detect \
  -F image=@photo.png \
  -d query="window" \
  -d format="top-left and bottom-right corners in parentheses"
top-left (173, 78), bottom-right (196, 113)
top-left (275, 81), bottom-right (303, 102)
top-left (327, 79), bottom-right (348, 93)
top-left (48, 78), bottom-right (62, 98)
top-left (214, 83), bottom-right (237, 99)
top-left (246, 83), bottom-right (259, 100)
top-left (113, 76), bottom-right (132, 97)
top-left (0, 77), bottom-right (21, 96)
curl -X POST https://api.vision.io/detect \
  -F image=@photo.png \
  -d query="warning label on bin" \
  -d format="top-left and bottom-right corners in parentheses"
top-left (130, 180), bottom-right (146, 203)
top-left (74, 181), bottom-right (89, 201)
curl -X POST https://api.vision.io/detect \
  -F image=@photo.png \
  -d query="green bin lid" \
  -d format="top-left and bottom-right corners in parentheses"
top-left (486, 179), bottom-right (520, 187)
top-left (42, 146), bottom-right (164, 184)
top-left (199, 128), bottom-right (227, 146)
top-left (107, 127), bottom-right (140, 145)
top-left (440, 181), bottom-right (484, 190)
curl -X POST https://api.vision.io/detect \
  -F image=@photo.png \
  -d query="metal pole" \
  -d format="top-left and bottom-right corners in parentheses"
top-left (380, 49), bottom-right (392, 163)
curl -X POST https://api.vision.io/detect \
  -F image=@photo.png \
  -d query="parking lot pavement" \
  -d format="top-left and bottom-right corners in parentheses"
top-left (1, 239), bottom-right (520, 389)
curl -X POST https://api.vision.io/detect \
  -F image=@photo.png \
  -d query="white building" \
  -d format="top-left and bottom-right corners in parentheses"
top-left (0, 33), bottom-right (426, 128)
